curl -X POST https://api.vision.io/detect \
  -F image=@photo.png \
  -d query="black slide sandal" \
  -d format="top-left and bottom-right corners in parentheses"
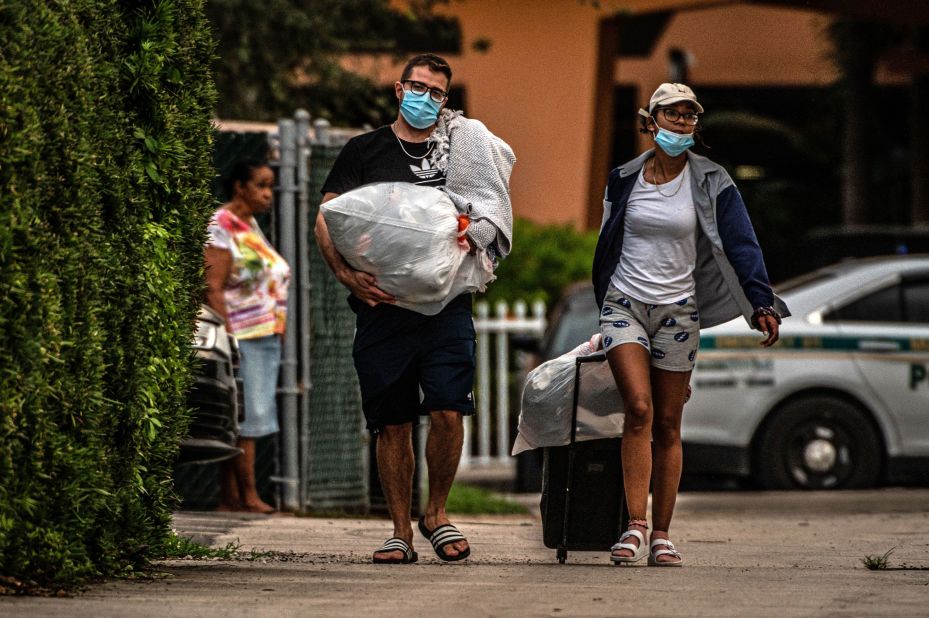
top-left (372, 537), bottom-right (418, 564)
top-left (418, 517), bottom-right (471, 562)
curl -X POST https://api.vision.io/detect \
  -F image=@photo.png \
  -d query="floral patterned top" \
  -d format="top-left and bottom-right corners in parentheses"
top-left (207, 207), bottom-right (291, 339)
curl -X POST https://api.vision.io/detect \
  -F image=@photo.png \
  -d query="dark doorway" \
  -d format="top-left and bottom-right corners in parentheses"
top-left (609, 86), bottom-right (639, 172)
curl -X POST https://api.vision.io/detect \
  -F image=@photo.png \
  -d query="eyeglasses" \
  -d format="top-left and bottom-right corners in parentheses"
top-left (656, 108), bottom-right (700, 125)
top-left (402, 80), bottom-right (448, 103)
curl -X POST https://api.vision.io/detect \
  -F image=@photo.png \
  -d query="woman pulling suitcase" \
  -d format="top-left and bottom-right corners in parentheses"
top-left (591, 83), bottom-right (787, 566)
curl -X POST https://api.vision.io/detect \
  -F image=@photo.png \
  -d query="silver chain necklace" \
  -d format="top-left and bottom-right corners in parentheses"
top-left (649, 159), bottom-right (687, 198)
top-left (391, 123), bottom-right (434, 160)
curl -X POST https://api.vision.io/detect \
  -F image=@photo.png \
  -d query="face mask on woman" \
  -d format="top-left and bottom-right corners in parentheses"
top-left (653, 127), bottom-right (695, 157)
top-left (400, 89), bottom-right (442, 129)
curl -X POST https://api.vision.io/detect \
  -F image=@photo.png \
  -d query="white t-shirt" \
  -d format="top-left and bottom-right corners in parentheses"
top-left (611, 163), bottom-right (697, 304)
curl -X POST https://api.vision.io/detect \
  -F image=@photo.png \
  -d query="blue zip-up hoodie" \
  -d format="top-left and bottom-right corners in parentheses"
top-left (592, 149), bottom-right (790, 329)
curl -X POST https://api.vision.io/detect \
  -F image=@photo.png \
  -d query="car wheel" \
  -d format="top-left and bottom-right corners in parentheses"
top-left (756, 396), bottom-right (881, 490)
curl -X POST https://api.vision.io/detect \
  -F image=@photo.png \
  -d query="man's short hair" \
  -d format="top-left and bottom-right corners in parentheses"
top-left (400, 53), bottom-right (452, 86)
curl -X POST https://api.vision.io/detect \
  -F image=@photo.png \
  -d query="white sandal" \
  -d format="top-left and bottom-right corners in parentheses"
top-left (610, 529), bottom-right (648, 565)
top-left (648, 538), bottom-right (683, 567)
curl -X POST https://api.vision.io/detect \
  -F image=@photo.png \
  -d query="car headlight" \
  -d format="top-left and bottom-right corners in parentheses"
top-left (193, 321), bottom-right (218, 350)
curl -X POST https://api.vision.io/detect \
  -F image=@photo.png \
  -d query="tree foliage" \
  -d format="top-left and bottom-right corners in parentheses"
top-left (205, 0), bottom-right (460, 123)
top-left (479, 219), bottom-right (599, 309)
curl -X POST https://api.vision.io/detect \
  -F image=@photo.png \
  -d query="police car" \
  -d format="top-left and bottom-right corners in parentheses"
top-left (533, 255), bottom-right (929, 490)
top-left (687, 255), bottom-right (929, 489)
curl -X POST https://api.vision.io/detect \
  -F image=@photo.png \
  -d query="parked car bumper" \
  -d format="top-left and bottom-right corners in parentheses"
top-left (178, 305), bottom-right (242, 466)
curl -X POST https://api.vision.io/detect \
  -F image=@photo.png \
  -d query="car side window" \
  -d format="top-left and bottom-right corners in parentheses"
top-left (823, 285), bottom-right (902, 323)
top-left (902, 279), bottom-right (929, 324)
top-left (824, 276), bottom-right (929, 324)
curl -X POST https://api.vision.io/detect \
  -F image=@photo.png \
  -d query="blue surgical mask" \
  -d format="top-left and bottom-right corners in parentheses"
top-left (400, 89), bottom-right (442, 129)
top-left (653, 127), bottom-right (695, 157)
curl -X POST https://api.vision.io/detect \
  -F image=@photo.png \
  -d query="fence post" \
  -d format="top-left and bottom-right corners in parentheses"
top-left (313, 118), bottom-right (331, 147)
top-left (477, 300), bottom-right (492, 465)
top-left (276, 118), bottom-right (300, 511)
top-left (294, 109), bottom-right (312, 512)
top-left (532, 299), bottom-right (546, 323)
top-left (494, 301), bottom-right (510, 462)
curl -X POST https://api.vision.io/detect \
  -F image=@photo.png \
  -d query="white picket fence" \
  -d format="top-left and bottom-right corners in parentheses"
top-left (460, 299), bottom-right (547, 468)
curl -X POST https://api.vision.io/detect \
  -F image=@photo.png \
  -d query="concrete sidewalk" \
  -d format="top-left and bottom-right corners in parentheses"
top-left (3, 488), bottom-right (928, 616)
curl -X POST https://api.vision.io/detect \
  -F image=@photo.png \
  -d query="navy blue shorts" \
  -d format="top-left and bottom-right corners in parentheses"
top-left (351, 294), bottom-right (476, 432)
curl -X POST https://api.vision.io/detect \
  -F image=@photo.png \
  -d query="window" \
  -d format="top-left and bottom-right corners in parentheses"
top-left (824, 285), bottom-right (902, 323)
top-left (824, 276), bottom-right (929, 324)
top-left (902, 279), bottom-right (929, 324)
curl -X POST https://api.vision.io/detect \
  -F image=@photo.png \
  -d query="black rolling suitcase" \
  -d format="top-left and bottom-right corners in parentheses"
top-left (539, 354), bottom-right (626, 564)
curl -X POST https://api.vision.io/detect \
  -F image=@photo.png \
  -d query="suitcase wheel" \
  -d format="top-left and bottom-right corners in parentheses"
top-left (556, 548), bottom-right (567, 564)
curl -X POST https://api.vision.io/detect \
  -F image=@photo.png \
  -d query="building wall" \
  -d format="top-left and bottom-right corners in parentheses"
top-left (441, 2), bottom-right (602, 229)
top-left (353, 1), bottom-right (839, 229)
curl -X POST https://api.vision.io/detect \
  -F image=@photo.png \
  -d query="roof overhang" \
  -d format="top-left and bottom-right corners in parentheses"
top-left (597, 0), bottom-right (929, 25)
top-left (751, 1), bottom-right (929, 26)
top-left (594, 0), bottom-right (736, 13)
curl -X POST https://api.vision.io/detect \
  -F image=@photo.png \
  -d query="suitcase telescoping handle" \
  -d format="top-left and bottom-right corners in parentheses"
top-left (569, 353), bottom-right (607, 442)
top-left (559, 352), bottom-right (609, 562)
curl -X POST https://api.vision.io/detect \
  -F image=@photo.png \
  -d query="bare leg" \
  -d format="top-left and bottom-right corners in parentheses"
top-left (235, 438), bottom-right (274, 513)
top-left (217, 458), bottom-right (241, 511)
top-left (373, 423), bottom-right (415, 562)
top-left (649, 367), bottom-right (690, 564)
top-left (606, 343), bottom-right (654, 558)
top-left (423, 410), bottom-right (468, 558)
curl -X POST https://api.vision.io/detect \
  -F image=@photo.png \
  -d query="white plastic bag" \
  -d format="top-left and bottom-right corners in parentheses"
top-left (512, 334), bottom-right (625, 455)
top-left (321, 182), bottom-right (495, 315)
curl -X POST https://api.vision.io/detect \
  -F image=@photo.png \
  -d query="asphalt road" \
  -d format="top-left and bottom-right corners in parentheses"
top-left (3, 488), bottom-right (929, 616)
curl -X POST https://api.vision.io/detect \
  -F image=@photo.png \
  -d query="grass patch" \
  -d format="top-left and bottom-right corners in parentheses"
top-left (445, 483), bottom-right (528, 515)
top-left (161, 533), bottom-right (240, 560)
top-left (160, 533), bottom-right (288, 562)
top-left (862, 547), bottom-right (895, 570)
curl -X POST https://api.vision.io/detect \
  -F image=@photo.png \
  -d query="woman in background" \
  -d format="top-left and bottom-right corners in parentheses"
top-left (205, 159), bottom-right (290, 513)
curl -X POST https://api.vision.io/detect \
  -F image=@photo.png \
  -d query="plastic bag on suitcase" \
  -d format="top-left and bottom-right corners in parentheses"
top-left (320, 182), bottom-right (496, 315)
top-left (512, 334), bottom-right (625, 455)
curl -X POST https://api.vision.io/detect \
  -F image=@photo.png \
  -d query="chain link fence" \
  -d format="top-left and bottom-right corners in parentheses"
top-left (303, 140), bottom-right (369, 512)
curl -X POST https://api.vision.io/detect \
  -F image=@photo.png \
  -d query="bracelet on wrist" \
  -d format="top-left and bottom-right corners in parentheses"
top-left (751, 306), bottom-right (782, 330)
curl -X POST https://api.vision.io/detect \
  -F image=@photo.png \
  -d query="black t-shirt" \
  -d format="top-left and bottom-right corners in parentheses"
top-left (321, 125), bottom-right (446, 194)
top-left (321, 125), bottom-right (471, 321)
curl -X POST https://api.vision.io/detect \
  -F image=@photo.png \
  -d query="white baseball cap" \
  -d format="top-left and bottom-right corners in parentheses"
top-left (637, 82), bottom-right (704, 118)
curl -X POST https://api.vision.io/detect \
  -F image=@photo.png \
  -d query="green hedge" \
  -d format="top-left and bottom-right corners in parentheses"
top-left (0, 0), bottom-right (215, 587)
top-left (479, 218), bottom-right (599, 309)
